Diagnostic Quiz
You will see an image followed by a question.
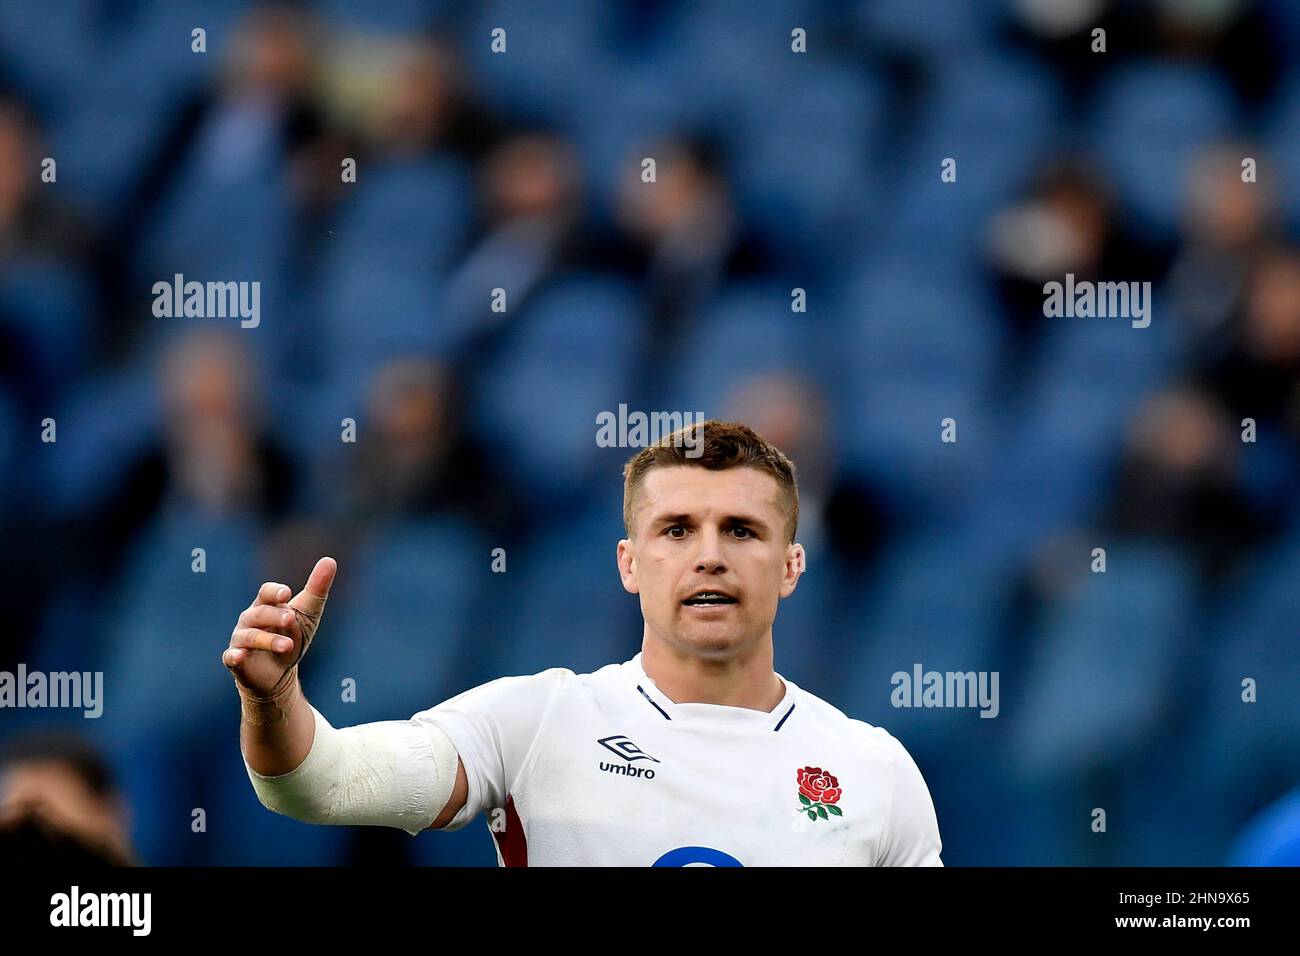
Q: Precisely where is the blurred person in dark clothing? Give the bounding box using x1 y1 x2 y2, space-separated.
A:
363 34 500 164
1007 0 1285 108
1097 386 1268 578
442 130 593 353
0 733 135 866
1167 144 1278 355
0 97 93 263
607 133 775 336
1136 0 1285 108
108 4 333 355
74 330 299 578
336 355 516 536
722 372 891 569
1196 244 1300 438
0 96 101 661
984 158 1169 380
132 2 326 200
0 96 99 404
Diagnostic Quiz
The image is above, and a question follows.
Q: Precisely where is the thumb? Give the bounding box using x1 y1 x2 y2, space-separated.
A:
290 556 337 620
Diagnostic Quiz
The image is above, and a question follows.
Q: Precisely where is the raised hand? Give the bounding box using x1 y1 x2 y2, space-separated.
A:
223 556 337 698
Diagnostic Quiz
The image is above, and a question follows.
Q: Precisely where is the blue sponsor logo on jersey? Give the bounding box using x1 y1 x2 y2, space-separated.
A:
653 846 743 867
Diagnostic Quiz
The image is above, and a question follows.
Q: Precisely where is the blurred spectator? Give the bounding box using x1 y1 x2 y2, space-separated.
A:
984 158 1168 378
608 133 774 337
364 35 499 164
1168 144 1277 349
0 733 135 865
0 96 97 401
1097 386 1267 577
0 97 91 263
73 330 298 578
1009 0 1285 108
1141 0 1285 108
1195 244 1300 438
723 372 891 566
108 4 332 355
336 356 515 535
443 130 592 351
153 2 326 190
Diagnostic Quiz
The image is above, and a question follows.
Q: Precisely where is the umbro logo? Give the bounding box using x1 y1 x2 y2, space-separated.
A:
598 735 660 779
599 735 660 763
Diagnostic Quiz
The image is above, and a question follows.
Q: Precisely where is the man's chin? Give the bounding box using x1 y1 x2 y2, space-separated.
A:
674 625 747 657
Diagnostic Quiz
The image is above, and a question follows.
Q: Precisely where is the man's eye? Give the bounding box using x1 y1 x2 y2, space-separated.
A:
730 525 753 539
666 525 687 539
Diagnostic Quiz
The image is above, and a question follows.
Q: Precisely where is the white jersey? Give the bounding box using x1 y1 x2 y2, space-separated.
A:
411 653 943 866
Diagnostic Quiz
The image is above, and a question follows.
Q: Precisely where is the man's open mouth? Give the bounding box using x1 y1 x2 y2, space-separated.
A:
682 591 739 607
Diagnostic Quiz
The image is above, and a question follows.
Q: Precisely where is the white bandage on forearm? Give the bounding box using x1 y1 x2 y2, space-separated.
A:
243 704 459 836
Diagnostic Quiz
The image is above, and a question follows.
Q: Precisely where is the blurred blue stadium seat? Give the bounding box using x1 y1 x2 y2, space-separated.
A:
1264 70 1300 230
886 55 1061 256
471 488 640 682
205 748 354 865
1011 542 1197 780
727 63 887 266
467 273 647 507
967 314 1176 564
41 360 163 519
831 256 1002 515
88 508 261 863
314 0 451 33
134 156 293 296
854 0 1000 61
306 517 489 725
0 0 100 119
1192 528 1300 800
658 281 820 410
0 256 95 392
99 509 260 743
460 0 613 126
769 546 846 700
46 1 224 219
318 262 448 397
326 157 474 276
839 528 1017 760
1092 63 1234 240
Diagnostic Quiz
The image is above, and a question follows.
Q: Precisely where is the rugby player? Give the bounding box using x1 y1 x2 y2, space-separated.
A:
224 420 942 866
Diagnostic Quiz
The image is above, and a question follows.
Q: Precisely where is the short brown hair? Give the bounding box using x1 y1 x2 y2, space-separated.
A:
622 419 799 543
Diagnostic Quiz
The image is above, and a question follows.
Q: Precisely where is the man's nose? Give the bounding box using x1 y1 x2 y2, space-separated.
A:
694 527 727 573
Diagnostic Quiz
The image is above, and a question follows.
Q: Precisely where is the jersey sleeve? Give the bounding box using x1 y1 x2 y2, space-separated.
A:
876 733 944 866
409 668 571 831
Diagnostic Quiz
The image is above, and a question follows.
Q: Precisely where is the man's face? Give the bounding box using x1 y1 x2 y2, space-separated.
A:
617 466 804 658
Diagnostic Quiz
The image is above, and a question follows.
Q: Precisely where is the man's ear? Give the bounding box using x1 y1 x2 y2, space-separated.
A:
616 538 640 594
779 542 805 599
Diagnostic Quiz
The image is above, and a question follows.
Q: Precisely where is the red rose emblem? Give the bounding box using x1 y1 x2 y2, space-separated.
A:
797 766 842 806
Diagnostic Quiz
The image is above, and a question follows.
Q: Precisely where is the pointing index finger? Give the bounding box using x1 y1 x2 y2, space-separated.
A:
291 556 337 618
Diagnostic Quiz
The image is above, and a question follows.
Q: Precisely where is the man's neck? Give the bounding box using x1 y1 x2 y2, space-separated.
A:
640 636 786 713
